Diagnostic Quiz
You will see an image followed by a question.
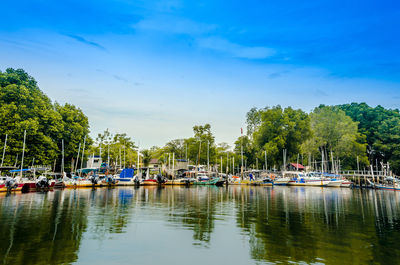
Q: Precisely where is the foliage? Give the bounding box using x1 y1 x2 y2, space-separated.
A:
141 149 152 167
301 106 368 170
93 129 137 168
252 106 311 169
0 68 91 170
337 103 400 173
184 124 216 165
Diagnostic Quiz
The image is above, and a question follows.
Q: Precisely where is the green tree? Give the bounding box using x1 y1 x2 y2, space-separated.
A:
252 106 311 168
0 68 92 171
163 139 186 159
55 103 92 171
141 149 152 167
246 107 263 137
302 106 368 170
337 103 400 173
184 124 216 165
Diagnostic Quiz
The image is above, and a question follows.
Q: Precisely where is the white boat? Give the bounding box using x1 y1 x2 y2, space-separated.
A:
285 172 330 186
326 179 344 187
273 177 291 185
340 180 353 188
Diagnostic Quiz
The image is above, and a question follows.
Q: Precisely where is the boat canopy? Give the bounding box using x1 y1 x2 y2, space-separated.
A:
120 168 134 179
9 168 31 173
77 168 98 174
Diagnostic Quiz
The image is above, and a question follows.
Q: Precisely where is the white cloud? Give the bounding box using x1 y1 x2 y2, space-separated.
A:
197 37 275 59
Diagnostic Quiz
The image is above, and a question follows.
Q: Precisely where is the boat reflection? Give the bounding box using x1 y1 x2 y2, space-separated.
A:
1 186 400 264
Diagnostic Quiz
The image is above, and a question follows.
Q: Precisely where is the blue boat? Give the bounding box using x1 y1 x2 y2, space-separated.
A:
116 168 135 182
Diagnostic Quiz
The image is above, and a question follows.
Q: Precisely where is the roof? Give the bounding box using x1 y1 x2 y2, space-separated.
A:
149 158 159 164
290 163 305 169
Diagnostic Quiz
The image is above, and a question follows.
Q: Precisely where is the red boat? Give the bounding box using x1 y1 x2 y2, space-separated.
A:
21 179 56 192
0 183 24 192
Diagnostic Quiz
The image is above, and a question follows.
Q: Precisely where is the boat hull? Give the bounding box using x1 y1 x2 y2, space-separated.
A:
0 183 24 192
326 180 344 187
288 180 330 187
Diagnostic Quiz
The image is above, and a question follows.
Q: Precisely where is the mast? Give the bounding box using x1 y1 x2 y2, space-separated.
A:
1 134 7 168
137 147 140 171
107 144 110 166
226 152 229 174
74 143 81 174
119 147 122 170
172 152 175 180
61 139 64 174
220 156 222 175
196 140 201 178
264 150 267 172
241 128 244 180
233 157 235 175
123 146 126 169
20 130 26 179
207 140 209 173
79 135 86 177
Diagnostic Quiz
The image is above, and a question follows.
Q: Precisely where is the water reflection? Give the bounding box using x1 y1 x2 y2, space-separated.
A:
1 187 400 264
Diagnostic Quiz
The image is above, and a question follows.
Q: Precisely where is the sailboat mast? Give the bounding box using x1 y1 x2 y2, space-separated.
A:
20 130 26 179
74 142 81 174
62 139 64 174
207 140 209 173
240 128 244 179
79 136 86 177
1 134 8 168
107 144 110 166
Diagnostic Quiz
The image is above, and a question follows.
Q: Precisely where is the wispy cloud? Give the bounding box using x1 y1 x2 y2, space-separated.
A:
197 37 275 59
314 89 328 97
113 75 128 82
63 34 106 51
133 15 216 35
268 70 290 79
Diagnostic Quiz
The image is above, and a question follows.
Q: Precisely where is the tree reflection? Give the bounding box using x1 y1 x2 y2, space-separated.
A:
0 190 89 264
232 187 400 264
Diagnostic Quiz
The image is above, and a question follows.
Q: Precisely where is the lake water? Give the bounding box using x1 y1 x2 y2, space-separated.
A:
1 186 400 264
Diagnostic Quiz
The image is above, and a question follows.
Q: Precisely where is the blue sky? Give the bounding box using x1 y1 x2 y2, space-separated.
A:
1 0 399 148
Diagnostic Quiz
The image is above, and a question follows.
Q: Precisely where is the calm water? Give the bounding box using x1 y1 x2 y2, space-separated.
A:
1 186 400 265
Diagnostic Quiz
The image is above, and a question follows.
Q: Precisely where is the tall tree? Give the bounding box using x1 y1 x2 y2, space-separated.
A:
337 103 400 172
185 124 216 165
302 106 368 170
0 68 92 170
55 103 92 171
252 106 311 168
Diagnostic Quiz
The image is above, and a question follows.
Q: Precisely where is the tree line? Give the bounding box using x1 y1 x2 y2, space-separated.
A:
153 105 400 175
2 68 400 174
